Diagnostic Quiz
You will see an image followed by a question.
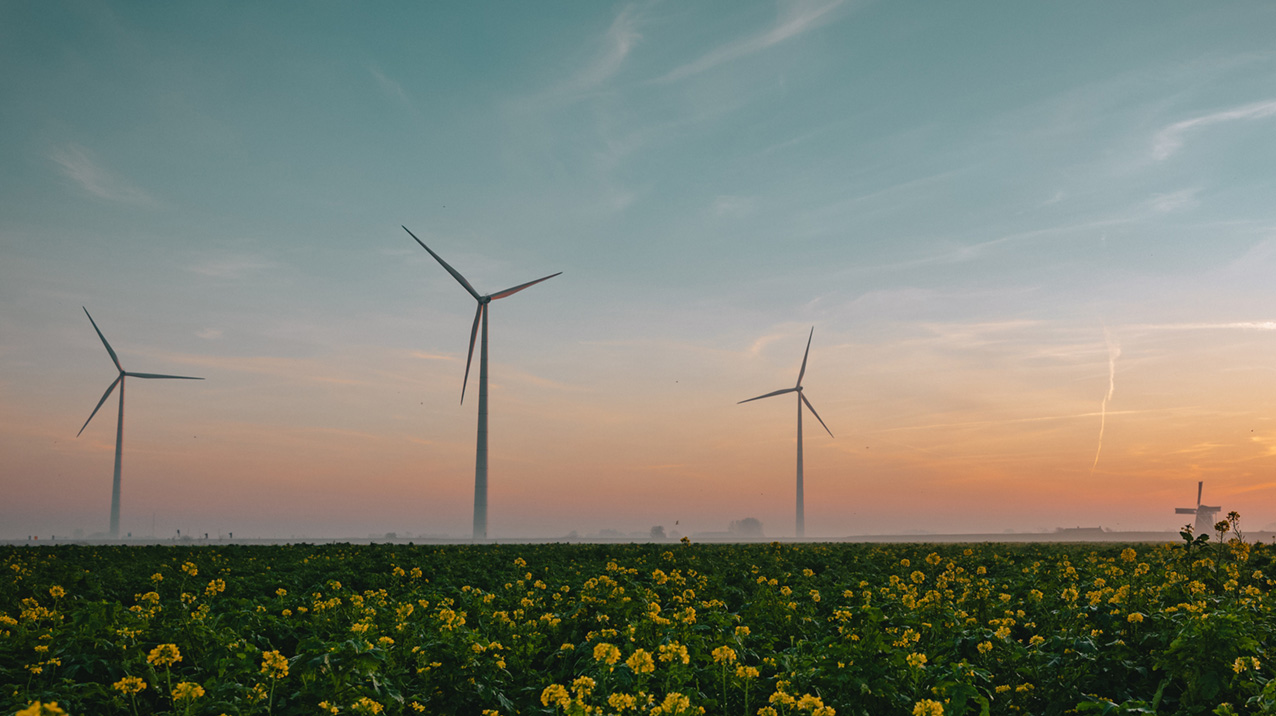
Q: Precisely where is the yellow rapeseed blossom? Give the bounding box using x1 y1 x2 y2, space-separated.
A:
181 562 198 577
171 681 205 701
609 692 638 710
572 676 596 698
48 586 66 599
147 643 182 667
651 691 692 715
351 696 384 714
541 684 571 708
977 641 993 654
658 642 690 665
1127 612 1144 623
14 702 68 716
1233 657 1261 673
261 649 289 679
913 699 944 716
319 701 339 714
113 675 147 695
712 645 737 664
593 642 621 665
736 665 760 679
906 652 927 669
627 648 656 674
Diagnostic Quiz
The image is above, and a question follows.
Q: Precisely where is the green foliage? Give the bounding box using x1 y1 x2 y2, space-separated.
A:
1 539 1273 715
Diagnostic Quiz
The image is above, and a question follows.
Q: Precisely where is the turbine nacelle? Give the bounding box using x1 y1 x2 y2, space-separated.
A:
78 308 203 437
403 226 559 405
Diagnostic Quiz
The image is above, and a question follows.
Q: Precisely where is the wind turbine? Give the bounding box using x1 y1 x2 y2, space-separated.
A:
402 226 560 541
739 327 833 540
1175 481 1222 535
77 307 203 539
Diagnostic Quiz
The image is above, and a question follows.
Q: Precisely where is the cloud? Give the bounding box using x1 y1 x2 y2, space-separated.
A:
186 255 275 280
196 328 224 340
1130 322 1276 332
1151 99 1276 160
656 0 848 83
369 65 410 104
50 144 157 206
1148 188 1200 213
530 4 641 103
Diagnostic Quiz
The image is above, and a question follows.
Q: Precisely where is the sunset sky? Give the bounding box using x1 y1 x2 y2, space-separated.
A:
4 2 1276 540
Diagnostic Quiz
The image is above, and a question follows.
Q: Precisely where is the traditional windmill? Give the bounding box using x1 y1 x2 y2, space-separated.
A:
1175 481 1222 535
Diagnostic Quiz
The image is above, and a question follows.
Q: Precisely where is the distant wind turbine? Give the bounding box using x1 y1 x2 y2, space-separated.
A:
77 308 203 539
739 327 833 539
402 226 560 541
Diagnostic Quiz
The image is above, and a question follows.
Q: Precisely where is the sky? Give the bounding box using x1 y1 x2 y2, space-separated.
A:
4 1 1276 540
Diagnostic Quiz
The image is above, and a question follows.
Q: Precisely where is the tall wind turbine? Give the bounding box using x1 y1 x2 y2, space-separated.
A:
77 307 203 538
739 327 833 539
402 226 560 541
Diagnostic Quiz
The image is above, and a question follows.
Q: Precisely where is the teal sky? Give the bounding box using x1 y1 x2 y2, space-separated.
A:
4 2 1276 540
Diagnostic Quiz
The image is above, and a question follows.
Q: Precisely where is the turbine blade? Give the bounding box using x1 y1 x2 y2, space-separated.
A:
801 393 834 438
738 387 797 404
490 272 562 300
125 372 203 380
78 376 122 437
83 307 123 373
796 327 813 387
461 303 482 404
402 226 481 300
1197 481 1202 507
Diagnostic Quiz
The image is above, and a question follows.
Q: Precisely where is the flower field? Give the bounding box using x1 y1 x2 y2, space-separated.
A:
3 530 1274 715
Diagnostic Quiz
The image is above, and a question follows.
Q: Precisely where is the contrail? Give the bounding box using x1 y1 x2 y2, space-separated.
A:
1091 328 1121 471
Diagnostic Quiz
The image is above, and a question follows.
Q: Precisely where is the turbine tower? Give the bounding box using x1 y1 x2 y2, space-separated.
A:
77 307 203 539
402 226 560 541
1175 481 1222 535
739 327 833 539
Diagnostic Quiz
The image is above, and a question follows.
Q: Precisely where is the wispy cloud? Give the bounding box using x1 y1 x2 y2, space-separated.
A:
369 65 410 105
50 143 157 206
1148 188 1200 213
1091 328 1121 471
656 0 848 83
530 4 642 103
1130 321 1276 332
186 255 275 280
1151 99 1276 160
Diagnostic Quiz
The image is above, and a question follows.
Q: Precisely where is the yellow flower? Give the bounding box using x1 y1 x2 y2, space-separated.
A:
736 664 760 679
171 681 205 701
48 586 66 599
652 692 692 715
572 676 596 697
735 625 751 638
906 652 927 669
658 642 690 665
540 684 571 708
14 702 68 716
113 675 147 695
351 696 384 714
608 692 638 710
913 699 944 716
593 642 622 665
712 645 737 665
977 641 993 654
147 643 182 667
261 649 289 679
1127 612 1144 623
181 562 198 577
627 648 656 674
319 701 339 714
150 572 164 583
